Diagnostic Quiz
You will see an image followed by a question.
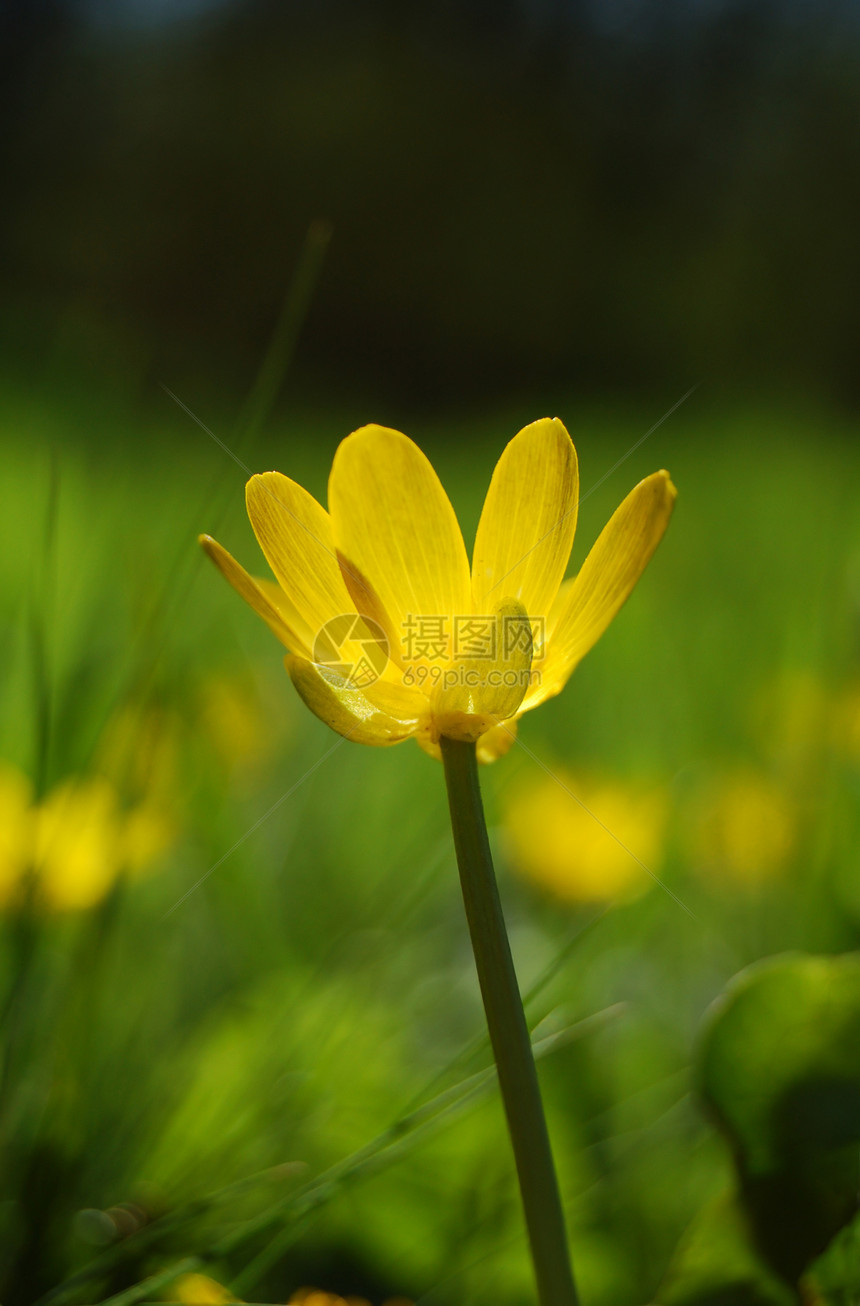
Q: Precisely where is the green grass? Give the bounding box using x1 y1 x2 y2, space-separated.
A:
2 380 860 1305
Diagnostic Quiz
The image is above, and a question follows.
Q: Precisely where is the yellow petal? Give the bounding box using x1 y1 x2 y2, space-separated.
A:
253 578 316 653
433 598 534 738
471 418 578 646
200 535 313 655
286 656 428 745
415 733 442 761
476 719 518 764
415 719 518 763
328 426 471 665
245 472 358 644
545 573 577 641
523 470 676 710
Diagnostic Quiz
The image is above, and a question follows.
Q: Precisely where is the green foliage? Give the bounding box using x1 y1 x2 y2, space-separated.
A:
3 387 860 1304
697 954 860 1287
657 1193 793 1306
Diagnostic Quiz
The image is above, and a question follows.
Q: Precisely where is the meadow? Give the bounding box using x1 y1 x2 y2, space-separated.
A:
2 376 860 1306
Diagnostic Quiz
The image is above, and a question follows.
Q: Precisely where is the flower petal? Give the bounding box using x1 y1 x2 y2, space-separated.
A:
415 719 518 763
415 734 442 762
286 655 429 745
471 418 578 645
199 534 313 655
245 472 358 644
433 598 534 738
328 426 471 664
252 578 316 654
476 719 518 764
521 470 676 710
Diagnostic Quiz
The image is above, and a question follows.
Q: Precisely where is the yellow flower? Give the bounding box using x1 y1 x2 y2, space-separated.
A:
832 681 860 761
688 768 796 888
196 671 278 771
172 1274 238 1304
0 759 175 915
32 778 173 912
122 803 176 876
288 1292 389 1306
34 776 125 911
201 420 675 761
95 701 181 807
504 769 668 903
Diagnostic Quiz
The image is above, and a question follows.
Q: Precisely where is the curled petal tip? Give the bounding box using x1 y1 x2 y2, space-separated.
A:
656 469 677 495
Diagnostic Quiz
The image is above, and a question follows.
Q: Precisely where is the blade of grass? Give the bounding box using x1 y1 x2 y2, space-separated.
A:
233 219 332 441
97 1256 203 1306
31 448 60 797
398 905 609 1117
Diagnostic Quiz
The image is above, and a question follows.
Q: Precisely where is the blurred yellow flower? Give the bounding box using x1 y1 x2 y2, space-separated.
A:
0 762 175 914
35 776 127 911
0 763 33 907
504 769 668 903
688 768 795 888
122 803 175 877
95 701 181 808
202 420 674 761
289 1293 368 1306
832 681 860 761
753 668 832 771
196 672 276 771
172 1273 238 1304
289 1292 407 1306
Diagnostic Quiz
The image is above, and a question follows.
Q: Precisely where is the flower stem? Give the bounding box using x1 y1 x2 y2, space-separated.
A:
440 735 578 1306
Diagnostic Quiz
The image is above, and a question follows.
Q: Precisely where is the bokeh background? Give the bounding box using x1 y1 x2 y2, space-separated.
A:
2 2 860 1304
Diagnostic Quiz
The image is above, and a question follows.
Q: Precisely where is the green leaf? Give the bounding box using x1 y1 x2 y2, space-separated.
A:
697 952 860 1285
656 1192 794 1306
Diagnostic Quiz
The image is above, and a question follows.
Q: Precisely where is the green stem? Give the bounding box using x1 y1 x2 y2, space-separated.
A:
440 735 578 1306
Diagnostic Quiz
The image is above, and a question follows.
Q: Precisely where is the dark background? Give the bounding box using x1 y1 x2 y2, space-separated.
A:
3 0 859 420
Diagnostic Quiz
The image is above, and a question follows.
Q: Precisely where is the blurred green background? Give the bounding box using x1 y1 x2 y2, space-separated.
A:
2 2 860 1304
